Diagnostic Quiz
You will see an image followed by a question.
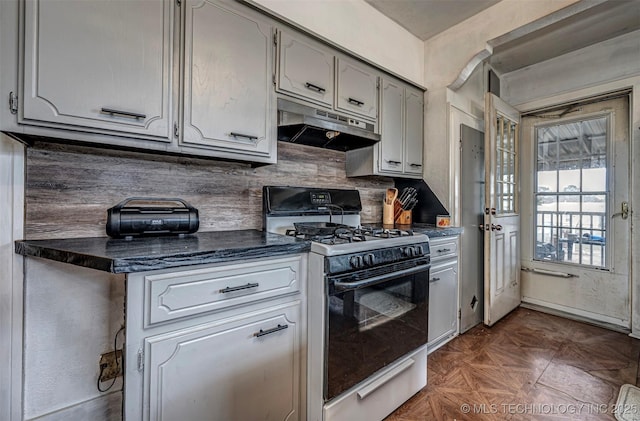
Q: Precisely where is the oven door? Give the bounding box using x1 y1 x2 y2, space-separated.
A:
325 260 430 401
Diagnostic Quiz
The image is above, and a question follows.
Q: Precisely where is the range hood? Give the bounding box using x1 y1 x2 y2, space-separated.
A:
277 98 380 152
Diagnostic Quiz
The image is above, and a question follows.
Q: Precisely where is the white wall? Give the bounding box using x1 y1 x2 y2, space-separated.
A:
0 134 24 421
422 0 581 211
252 0 424 86
23 259 124 420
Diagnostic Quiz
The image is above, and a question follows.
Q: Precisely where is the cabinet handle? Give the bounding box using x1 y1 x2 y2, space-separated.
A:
348 97 364 106
229 132 258 141
409 163 422 167
430 277 441 282
305 82 326 93
100 107 146 120
386 160 401 165
255 324 288 337
437 248 451 253
219 282 259 293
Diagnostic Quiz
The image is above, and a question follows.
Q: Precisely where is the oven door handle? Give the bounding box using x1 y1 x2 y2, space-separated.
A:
332 263 430 292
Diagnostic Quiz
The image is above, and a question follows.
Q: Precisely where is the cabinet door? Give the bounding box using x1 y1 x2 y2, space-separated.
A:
335 58 378 120
144 302 301 421
378 79 404 174
428 262 458 344
182 0 275 160
404 87 424 175
22 0 172 141
277 31 334 108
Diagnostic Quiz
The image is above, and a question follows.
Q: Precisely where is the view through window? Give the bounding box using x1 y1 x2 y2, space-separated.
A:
534 115 608 268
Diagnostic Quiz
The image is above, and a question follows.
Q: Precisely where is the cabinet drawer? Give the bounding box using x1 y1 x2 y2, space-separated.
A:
430 239 458 260
144 256 302 325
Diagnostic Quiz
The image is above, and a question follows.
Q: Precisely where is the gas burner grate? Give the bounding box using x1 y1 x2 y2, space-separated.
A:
285 227 367 244
356 226 414 238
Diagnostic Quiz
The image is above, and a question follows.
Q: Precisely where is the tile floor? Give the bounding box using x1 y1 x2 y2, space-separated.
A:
385 308 640 420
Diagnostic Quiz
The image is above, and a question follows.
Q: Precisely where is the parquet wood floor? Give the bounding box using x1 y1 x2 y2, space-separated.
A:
385 308 640 421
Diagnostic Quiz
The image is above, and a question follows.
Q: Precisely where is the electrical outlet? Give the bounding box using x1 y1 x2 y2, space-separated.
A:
99 350 123 382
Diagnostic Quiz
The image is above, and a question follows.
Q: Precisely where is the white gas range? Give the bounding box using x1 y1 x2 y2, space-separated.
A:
263 186 431 421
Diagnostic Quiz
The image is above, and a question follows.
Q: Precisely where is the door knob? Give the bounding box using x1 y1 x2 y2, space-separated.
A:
491 224 502 231
612 202 629 220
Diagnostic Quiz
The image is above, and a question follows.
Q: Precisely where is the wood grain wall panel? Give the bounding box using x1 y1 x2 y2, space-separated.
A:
25 142 394 239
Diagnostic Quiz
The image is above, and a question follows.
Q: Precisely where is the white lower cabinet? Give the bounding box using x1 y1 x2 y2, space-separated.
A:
124 255 306 421
145 302 301 421
427 237 459 353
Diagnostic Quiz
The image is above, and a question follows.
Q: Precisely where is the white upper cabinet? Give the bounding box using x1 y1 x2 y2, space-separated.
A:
404 87 424 175
346 77 424 179
181 0 276 163
335 58 378 120
22 0 173 141
277 31 334 108
379 78 405 173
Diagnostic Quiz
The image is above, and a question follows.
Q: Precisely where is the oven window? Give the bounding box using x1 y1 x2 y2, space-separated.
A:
325 267 429 401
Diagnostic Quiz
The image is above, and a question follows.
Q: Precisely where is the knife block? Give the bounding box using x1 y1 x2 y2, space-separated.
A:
394 200 412 225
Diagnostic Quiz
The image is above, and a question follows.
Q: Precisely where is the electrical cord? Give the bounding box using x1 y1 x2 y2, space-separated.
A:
97 326 125 393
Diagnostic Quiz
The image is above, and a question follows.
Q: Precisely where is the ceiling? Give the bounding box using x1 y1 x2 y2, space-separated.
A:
365 0 640 75
364 0 500 41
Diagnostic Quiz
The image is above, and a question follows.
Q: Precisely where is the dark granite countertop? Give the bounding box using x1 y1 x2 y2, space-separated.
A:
15 230 310 274
410 223 463 238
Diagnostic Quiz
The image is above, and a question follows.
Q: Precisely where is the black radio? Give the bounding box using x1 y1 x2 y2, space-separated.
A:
106 197 199 238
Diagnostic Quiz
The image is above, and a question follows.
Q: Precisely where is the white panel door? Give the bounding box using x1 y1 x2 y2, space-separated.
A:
145 302 301 421
335 58 378 120
484 93 521 326
278 31 334 107
22 0 172 140
182 0 275 159
404 87 424 175
379 79 404 174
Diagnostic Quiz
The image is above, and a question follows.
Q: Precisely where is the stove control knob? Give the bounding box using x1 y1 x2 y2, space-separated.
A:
364 253 376 266
350 255 363 269
415 246 424 256
401 247 411 257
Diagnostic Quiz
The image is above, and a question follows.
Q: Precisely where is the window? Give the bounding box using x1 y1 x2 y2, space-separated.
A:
496 115 517 214
534 115 608 268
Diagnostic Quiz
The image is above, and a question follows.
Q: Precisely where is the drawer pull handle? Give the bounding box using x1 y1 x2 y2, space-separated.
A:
100 107 146 120
305 82 326 93
348 97 364 106
229 132 258 141
437 248 451 253
220 282 259 293
430 277 441 282
387 160 401 165
409 163 422 167
255 324 288 337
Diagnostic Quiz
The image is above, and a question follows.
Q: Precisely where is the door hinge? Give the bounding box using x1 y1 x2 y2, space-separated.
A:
137 349 144 372
173 122 179 138
458 309 461 320
9 91 18 115
376 79 380 89
273 31 278 46
175 0 181 6
272 74 276 86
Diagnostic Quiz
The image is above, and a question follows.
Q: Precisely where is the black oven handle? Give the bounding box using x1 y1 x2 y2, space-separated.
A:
332 263 430 292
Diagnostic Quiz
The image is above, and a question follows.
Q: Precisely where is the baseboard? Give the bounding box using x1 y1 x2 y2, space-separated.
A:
520 300 630 334
27 392 122 421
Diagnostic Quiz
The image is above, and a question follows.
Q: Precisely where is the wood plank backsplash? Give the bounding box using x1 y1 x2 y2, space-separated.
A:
25 141 393 239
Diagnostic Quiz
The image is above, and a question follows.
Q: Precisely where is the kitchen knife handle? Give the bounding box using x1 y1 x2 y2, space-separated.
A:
100 107 146 120
254 324 288 337
305 82 326 93
348 97 364 106
220 282 259 293
229 132 258 141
